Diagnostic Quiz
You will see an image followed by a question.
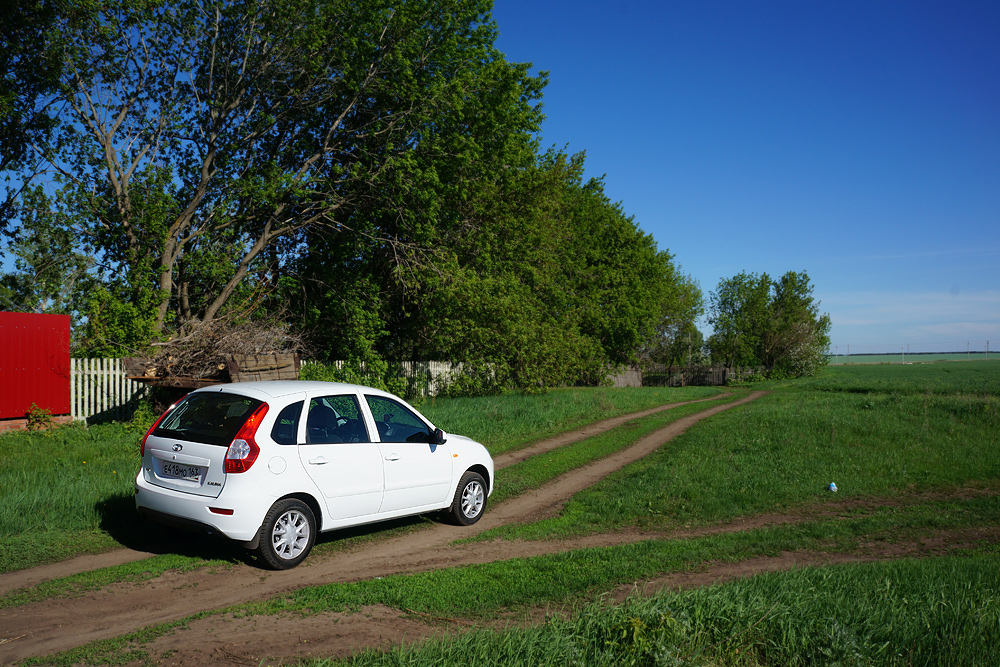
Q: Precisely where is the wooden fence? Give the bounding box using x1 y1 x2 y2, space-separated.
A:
639 365 739 387
67 359 719 424
68 358 461 423
71 358 149 423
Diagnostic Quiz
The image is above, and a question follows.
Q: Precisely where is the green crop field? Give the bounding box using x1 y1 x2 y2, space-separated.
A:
828 352 993 365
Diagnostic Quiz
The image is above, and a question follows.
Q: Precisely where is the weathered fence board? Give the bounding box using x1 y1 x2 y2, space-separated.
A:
71 358 149 423
68 358 714 424
228 354 300 382
640 365 735 387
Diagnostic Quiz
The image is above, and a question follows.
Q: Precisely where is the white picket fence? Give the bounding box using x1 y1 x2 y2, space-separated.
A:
71 358 150 423
68 358 461 423
69 358 641 423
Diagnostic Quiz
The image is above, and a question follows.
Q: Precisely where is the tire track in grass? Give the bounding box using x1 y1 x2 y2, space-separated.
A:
0 392 733 597
0 392 761 665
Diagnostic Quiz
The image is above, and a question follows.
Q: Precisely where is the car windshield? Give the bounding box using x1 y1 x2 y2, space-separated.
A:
154 392 264 446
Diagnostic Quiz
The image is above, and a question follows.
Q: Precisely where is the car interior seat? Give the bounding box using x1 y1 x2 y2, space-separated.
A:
306 405 339 443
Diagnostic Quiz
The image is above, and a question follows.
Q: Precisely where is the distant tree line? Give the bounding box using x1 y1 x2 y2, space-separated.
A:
0 0 829 390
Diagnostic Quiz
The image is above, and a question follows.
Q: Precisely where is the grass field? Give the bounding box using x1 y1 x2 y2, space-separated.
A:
480 363 1000 541
4 363 1000 666
310 550 1000 667
0 385 719 573
828 352 993 365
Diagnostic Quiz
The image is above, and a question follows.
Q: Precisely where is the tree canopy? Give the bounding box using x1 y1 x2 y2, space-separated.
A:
39 0 537 337
707 270 831 377
0 0 706 392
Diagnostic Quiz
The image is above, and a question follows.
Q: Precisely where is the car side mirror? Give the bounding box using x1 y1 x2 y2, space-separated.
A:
431 428 447 445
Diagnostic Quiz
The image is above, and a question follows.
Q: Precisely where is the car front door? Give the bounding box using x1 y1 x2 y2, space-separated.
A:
298 394 383 521
365 394 453 513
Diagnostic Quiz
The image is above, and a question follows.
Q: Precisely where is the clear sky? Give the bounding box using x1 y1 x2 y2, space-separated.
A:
491 0 1000 355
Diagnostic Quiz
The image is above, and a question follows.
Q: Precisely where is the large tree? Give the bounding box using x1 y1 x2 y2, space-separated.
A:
3 0 699 390
297 144 693 390
0 0 87 226
398 151 690 389
25 0 530 351
0 0 65 172
640 275 705 369
292 33 546 366
707 270 830 377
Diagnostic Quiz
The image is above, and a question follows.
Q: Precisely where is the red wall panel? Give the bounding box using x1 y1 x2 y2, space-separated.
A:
0 312 71 419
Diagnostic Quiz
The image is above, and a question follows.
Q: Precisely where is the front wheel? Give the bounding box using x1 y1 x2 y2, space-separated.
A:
256 499 316 570
447 471 487 526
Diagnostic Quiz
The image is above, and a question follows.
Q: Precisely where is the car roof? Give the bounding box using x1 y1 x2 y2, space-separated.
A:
194 380 397 401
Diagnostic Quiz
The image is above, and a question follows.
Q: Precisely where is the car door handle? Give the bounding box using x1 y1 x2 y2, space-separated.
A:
384 454 401 461
308 457 329 465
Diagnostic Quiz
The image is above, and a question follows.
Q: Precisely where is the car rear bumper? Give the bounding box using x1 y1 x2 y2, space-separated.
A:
134 473 268 542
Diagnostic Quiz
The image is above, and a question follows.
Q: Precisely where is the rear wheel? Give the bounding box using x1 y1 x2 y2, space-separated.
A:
447 471 487 526
256 499 316 570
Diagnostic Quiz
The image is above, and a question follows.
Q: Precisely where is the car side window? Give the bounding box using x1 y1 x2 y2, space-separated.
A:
270 401 303 445
306 395 370 444
364 395 432 443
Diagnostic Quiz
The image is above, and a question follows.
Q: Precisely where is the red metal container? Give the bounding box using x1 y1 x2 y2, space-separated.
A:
0 312 71 419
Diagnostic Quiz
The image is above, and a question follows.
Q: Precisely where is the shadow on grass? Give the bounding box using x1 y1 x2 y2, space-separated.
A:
95 492 249 566
96 492 441 569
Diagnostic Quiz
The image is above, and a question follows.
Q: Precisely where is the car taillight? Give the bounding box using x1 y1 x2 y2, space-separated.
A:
224 403 269 473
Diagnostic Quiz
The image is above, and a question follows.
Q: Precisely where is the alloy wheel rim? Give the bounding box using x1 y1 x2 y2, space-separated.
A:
461 481 484 518
272 509 310 559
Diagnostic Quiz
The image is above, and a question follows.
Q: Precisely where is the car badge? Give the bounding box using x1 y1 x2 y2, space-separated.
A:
172 444 183 452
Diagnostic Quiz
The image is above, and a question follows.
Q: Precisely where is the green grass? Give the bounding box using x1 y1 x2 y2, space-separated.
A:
27 496 1000 666
480 364 1000 541
797 359 1000 395
829 352 993 364
0 386 719 574
8 363 1000 666
243 496 1000 620
0 422 149 572
316 551 1000 667
490 394 740 505
419 385 721 455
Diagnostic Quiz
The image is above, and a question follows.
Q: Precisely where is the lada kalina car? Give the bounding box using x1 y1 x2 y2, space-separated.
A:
135 381 494 569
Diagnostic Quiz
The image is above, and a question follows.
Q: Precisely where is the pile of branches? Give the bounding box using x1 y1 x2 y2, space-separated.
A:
139 319 305 381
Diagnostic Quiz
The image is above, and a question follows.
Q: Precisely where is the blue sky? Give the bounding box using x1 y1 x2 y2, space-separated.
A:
491 0 1000 354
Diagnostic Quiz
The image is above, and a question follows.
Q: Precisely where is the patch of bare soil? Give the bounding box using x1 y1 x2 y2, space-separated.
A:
0 392 731 600
7 391 992 666
120 525 1000 667
100 523 996 667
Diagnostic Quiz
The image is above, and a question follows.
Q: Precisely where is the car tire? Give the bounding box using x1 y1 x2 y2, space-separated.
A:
447 471 487 526
256 498 316 570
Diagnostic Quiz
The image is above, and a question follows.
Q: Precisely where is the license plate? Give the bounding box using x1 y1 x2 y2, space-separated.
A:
161 461 202 480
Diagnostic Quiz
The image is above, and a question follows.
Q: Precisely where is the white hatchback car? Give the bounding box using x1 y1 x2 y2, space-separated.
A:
135 381 494 569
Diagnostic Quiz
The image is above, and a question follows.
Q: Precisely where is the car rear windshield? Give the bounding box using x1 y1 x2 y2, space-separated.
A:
154 392 265 447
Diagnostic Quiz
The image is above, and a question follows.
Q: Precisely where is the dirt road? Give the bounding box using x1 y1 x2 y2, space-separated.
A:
0 392 762 665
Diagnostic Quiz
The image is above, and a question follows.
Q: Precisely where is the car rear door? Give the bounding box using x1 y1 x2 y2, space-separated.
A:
298 394 384 521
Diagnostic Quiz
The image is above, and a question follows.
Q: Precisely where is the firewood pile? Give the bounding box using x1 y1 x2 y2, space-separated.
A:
125 319 304 388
